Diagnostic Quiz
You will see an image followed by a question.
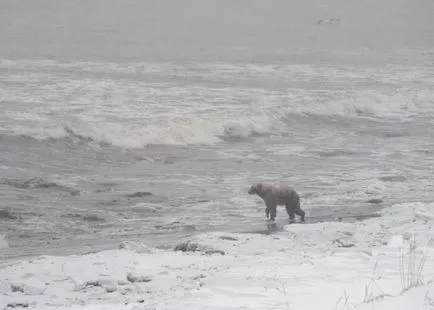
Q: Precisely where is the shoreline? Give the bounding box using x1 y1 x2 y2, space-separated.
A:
0 201 386 263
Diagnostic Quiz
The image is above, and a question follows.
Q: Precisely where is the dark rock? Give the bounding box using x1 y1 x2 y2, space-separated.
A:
218 236 238 241
6 302 29 308
174 240 225 255
11 284 24 293
0 209 17 220
366 198 383 204
82 215 105 222
126 192 153 198
173 240 198 252
333 239 355 248
84 280 102 287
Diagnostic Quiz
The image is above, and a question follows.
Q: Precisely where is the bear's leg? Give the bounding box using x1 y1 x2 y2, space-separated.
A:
292 193 305 222
285 203 295 222
266 200 277 221
294 207 305 222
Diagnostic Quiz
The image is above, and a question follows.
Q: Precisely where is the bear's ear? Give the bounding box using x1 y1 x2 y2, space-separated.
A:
256 183 263 191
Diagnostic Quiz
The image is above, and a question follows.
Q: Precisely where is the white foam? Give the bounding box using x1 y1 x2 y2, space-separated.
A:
6 87 429 148
12 109 275 147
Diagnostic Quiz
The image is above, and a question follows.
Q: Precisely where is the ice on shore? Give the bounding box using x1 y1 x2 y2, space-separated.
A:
1 202 433 310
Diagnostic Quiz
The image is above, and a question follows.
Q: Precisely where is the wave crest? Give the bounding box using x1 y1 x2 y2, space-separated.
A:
5 90 428 147
60 113 273 147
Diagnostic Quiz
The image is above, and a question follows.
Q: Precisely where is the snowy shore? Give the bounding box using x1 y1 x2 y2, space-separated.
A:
1 202 433 310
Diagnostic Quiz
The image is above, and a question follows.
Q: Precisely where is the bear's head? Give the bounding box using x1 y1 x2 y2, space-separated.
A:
248 183 263 195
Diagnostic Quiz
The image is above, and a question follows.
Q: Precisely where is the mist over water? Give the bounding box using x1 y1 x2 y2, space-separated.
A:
1 0 433 260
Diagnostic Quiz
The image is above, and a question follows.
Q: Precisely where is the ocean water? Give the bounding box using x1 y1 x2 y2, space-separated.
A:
1 0 433 261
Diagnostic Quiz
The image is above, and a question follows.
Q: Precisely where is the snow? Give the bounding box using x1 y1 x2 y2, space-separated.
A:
1 202 433 310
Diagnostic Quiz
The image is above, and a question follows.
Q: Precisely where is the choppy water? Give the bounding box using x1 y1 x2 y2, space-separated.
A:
1 0 434 260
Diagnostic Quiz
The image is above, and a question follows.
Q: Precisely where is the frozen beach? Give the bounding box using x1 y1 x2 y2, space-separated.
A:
1 202 433 309
1 0 434 262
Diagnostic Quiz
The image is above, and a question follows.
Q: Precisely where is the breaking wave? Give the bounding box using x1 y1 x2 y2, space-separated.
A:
12 111 277 147
5 91 427 147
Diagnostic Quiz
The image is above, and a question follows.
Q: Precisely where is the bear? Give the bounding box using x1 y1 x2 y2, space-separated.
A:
248 183 305 222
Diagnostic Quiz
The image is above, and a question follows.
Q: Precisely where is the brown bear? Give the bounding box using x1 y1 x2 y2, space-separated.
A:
248 183 305 222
